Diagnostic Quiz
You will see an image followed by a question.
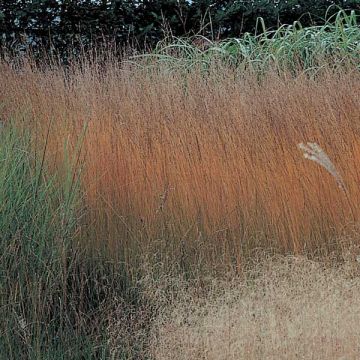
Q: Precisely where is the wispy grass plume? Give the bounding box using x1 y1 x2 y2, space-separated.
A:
298 142 347 192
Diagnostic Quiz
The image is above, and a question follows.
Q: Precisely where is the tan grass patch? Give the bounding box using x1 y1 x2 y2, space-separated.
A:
149 256 360 360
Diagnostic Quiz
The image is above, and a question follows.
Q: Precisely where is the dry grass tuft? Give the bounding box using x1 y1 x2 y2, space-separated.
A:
149 256 360 360
0 57 360 270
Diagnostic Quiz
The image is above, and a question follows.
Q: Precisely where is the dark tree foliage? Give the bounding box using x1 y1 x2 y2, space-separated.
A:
0 0 359 55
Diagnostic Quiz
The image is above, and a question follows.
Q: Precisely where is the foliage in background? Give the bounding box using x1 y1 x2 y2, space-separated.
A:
0 0 359 56
140 9 359 73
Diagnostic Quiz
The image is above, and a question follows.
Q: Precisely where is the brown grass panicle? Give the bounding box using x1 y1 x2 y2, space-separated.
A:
0 56 360 272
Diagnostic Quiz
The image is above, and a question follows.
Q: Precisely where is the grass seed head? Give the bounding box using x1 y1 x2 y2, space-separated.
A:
298 142 347 192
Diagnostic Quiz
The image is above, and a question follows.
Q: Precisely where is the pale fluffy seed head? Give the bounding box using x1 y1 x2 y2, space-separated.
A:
298 142 346 192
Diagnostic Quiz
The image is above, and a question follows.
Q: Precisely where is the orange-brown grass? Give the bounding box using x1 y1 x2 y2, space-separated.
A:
0 57 359 271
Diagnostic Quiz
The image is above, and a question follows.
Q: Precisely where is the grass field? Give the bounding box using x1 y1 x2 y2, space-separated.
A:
0 10 359 359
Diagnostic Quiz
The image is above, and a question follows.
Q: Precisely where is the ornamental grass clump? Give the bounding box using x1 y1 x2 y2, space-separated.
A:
0 28 359 272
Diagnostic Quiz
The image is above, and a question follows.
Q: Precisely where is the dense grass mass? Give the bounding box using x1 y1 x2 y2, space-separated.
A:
1 56 359 270
0 11 360 359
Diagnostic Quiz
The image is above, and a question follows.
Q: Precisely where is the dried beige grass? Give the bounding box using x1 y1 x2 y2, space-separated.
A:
149 257 360 360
